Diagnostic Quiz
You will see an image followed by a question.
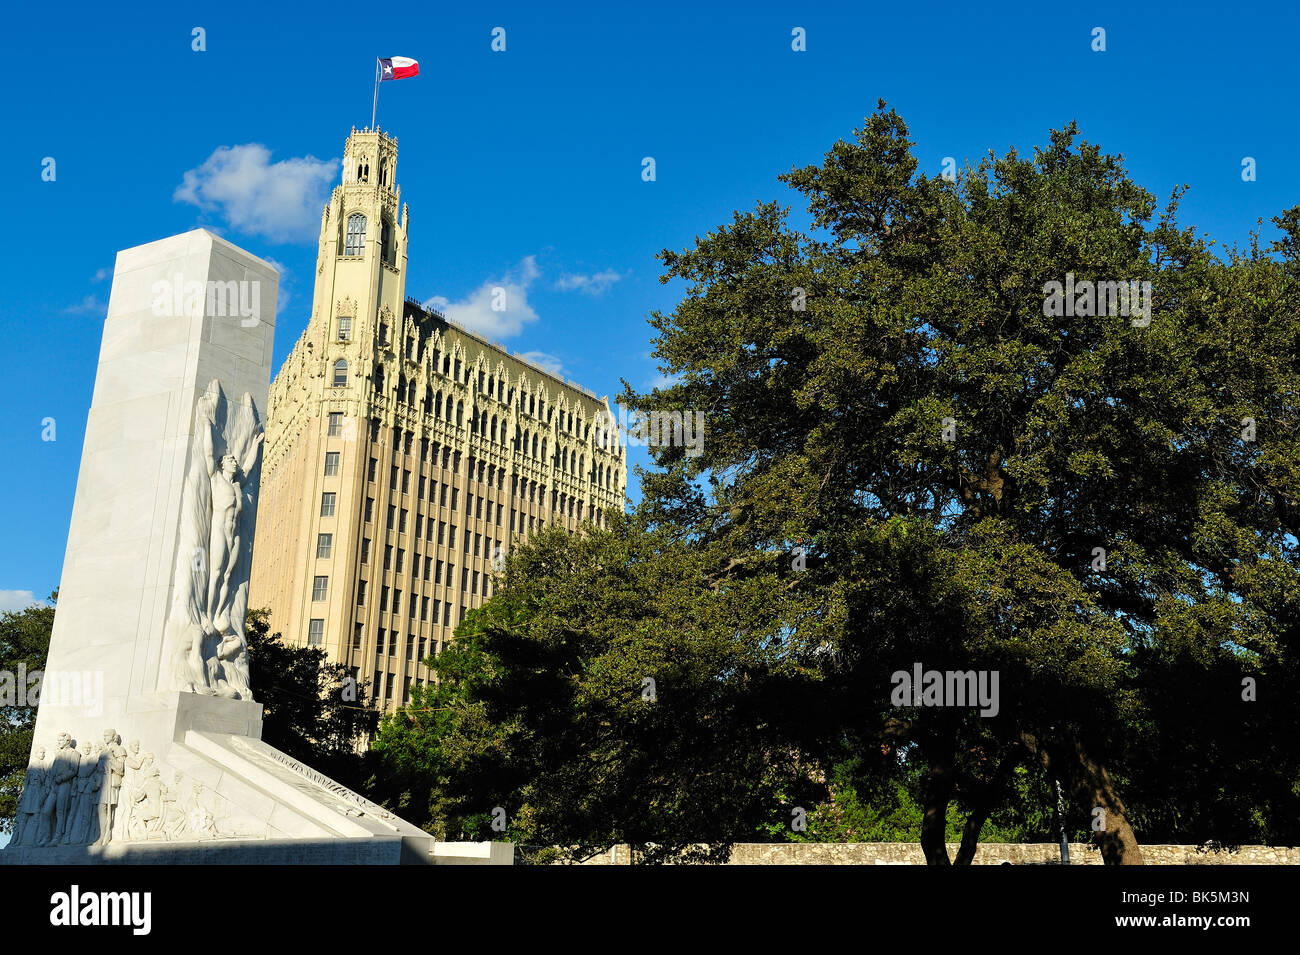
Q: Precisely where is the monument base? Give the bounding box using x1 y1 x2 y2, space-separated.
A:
5 694 434 865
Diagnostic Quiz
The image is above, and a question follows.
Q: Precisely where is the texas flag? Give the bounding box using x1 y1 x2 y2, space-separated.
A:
379 56 419 81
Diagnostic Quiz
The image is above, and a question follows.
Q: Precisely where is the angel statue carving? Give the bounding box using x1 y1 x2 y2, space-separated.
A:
162 380 264 700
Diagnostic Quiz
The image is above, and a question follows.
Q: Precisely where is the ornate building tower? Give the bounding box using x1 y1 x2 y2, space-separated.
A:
249 128 626 711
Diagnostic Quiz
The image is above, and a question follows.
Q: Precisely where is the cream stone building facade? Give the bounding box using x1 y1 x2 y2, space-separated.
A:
249 127 626 711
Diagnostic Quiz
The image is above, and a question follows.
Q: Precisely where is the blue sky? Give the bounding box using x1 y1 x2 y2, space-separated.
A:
1 0 1297 610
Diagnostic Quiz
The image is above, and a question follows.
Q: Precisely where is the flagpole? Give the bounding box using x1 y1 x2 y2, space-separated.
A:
371 58 379 130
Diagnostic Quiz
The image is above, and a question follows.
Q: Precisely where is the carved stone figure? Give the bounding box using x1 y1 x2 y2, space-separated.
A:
129 767 164 840
159 772 188 840
10 747 47 847
162 381 263 700
96 729 126 846
186 779 218 838
113 741 147 841
63 741 102 845
40 733 81 846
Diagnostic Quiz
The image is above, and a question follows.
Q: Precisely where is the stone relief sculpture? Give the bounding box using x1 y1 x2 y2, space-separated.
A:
10 746 47 847
11 728 241 849
163 379 263 700
113 741 151 841
42 733 80 846
63 741 101 845
97 729 126 846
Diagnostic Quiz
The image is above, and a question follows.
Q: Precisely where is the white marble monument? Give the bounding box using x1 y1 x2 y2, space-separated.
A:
3 230 434 864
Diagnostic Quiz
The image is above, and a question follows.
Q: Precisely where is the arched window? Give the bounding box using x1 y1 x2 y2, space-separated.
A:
541 439 547 462
490 416 498 441
333 359 348 387
407 380 417 405
381 219 393 265
374 365 385 393
435 392 443 418
344 214 366 256
531 434 538 458
455 401 463 427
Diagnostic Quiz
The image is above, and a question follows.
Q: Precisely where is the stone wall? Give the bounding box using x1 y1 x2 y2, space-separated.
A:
521 842 1300 865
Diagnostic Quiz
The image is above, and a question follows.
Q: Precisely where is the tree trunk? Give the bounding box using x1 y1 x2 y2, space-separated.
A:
1066 740 1145 866
1022 730 1144 865
919 731 955 865
953 750 1019 865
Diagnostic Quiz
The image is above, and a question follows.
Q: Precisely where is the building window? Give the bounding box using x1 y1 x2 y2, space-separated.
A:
338 315 352 341
472 571 479 595
308 619 324 645
368 457 377 482
448 526 456 549
316 533 332 559
402 470 410 493
420 596 429 621
353 623 363 651
312 576 328 601
399 509 408 533
387 505 396 529
345 213 367 255
361 538 371 563
390 465 399 488
396 549 405 574
377 630 386 655
357 580 367 605
384 545 393 570
333 359 348 387
424 556 432 580
385 673 395 699
324 451 340 476
435 561 443 585
320 493 336 517
365 497 375 523
431 601 441 624
381 219 393 265
328 412 343 436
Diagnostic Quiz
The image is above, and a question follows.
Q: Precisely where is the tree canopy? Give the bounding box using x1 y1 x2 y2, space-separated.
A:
373 103 1300 863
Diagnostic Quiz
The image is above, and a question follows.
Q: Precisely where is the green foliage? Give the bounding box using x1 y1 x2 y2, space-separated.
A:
245 609 378 792
371 516 826 862
0 593 55 834
377 104 1300 861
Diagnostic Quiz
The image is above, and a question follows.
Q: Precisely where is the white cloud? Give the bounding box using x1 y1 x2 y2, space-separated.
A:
0 590 45 612
518 351 567 377
554 269 624 295
174 144 337 244
425 256 541 339
92 267 111 282
63 295 106 315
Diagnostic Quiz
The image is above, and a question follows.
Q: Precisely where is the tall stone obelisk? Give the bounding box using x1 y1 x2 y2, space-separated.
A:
6 229 433 863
